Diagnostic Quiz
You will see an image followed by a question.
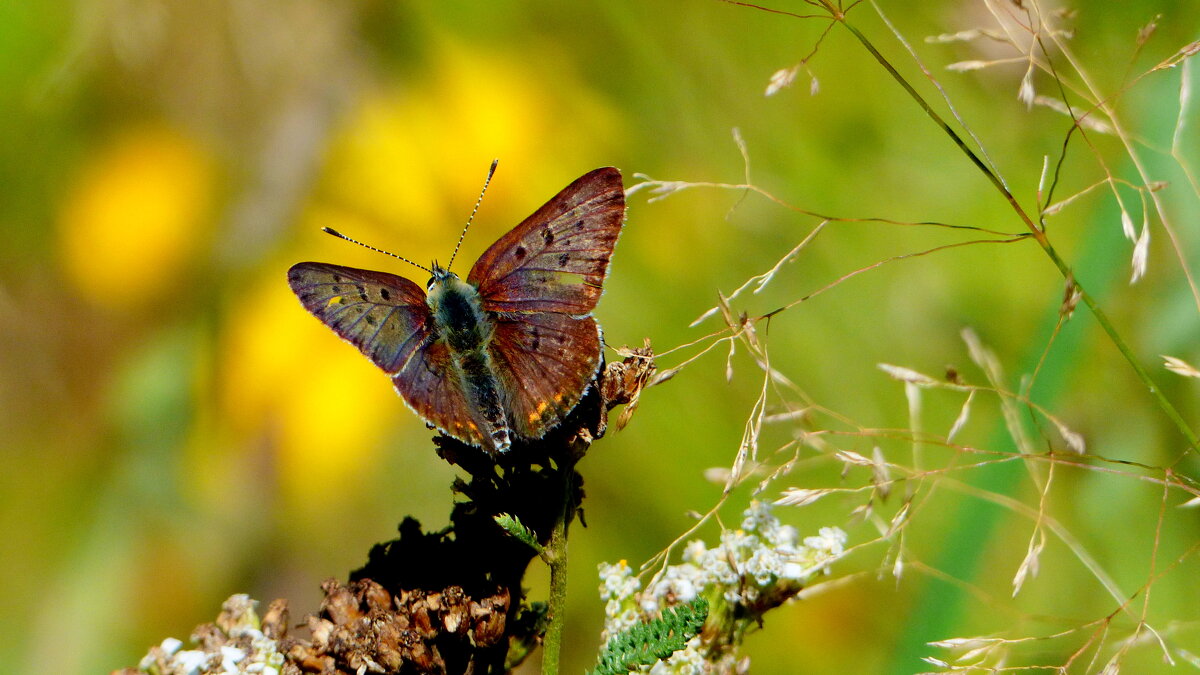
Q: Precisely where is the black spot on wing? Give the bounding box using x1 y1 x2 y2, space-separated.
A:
542 229 554 245
380 288 391 301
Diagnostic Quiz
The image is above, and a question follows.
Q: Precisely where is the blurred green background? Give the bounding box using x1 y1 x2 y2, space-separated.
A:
2 1 1198 673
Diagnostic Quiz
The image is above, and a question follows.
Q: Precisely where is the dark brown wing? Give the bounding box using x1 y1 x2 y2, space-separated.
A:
467 167 625 314
487 312 602 439
391 339 484 446
289 262 482 446
287 262 430 374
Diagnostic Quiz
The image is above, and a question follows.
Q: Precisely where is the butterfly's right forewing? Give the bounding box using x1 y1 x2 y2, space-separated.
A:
288 262 485 446
287 262 432 374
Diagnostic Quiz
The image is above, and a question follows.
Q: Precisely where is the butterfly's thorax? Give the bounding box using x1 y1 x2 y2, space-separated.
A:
426 270 493 353
425 267 510 451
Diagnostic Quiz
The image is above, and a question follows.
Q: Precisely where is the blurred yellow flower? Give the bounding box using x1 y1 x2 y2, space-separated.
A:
58 125 216 312
319 37 619 258
219 270 396 511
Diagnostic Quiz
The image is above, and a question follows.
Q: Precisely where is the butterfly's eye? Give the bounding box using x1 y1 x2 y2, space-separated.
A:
426 276 437 290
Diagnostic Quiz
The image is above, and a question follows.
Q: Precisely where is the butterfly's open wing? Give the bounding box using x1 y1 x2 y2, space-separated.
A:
391 339 485 446
288 262 482 444
488 312 602 439
288 262 432 373
467 168 624 440
467 167 625 314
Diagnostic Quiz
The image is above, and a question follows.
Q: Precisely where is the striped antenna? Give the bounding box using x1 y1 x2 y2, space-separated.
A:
320 227 432 274
446 159 499 272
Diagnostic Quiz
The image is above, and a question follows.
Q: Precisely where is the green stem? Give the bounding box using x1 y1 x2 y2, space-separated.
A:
541 456 576 675
833 12 1200 452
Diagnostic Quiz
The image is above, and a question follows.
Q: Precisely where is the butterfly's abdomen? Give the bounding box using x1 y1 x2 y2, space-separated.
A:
456 349 511 452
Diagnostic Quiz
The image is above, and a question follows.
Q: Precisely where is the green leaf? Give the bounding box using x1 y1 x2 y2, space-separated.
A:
493 513 546 557
590 597 709 675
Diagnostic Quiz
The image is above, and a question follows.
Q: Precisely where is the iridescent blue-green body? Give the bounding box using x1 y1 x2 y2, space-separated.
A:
425 264 511 452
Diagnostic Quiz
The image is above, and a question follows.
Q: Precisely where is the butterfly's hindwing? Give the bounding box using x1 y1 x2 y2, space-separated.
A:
487 312 602 438
287 262 431 373
469 167 625 315
390 338 486 446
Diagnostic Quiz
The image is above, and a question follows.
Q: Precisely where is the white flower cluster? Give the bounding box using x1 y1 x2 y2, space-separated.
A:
649 636 714 675
597 501 846 673
136 595 285 675
598 559 644 641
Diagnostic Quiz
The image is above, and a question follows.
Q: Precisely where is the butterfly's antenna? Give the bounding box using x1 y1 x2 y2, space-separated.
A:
446 158 499 272
321 227 432 274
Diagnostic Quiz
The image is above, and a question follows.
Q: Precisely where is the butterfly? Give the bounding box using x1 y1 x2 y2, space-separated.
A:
287 166 626 454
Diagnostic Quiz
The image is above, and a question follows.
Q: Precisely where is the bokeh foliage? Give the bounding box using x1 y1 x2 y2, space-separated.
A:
1 1 1198 673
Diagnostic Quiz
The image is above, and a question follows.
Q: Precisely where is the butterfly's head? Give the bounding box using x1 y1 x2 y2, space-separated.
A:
426 262 459 290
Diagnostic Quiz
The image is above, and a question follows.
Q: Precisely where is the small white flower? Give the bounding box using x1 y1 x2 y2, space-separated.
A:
770 524 799 549
640 596 661 615
673 576 698 602
746 547 780 585
598 560 639 601
804 527 848 557
604 597 621 617
221 645 246 672
781 560 808 580
682 539 707 563
161 637 183 655
176 649 210 673
740 500 775 534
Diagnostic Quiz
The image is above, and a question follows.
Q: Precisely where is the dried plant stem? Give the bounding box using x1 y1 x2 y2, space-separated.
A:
541 454 576 675
830 8 1200 453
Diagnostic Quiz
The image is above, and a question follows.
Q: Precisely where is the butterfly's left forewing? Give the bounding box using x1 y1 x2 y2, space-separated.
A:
468 167 625 314
287 262 431 374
